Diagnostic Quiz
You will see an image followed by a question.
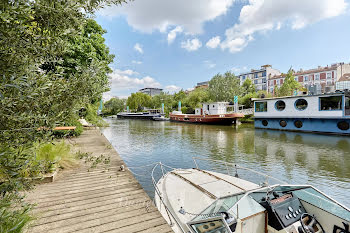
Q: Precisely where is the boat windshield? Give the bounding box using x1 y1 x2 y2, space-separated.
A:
192 194 244 222
293 187 350 221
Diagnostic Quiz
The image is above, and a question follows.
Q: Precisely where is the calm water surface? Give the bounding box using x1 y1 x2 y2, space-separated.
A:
101 118 350 207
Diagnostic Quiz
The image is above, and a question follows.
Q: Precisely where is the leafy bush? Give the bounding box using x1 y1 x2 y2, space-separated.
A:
85 104 108 127
0 195 33 233
33 141 77 174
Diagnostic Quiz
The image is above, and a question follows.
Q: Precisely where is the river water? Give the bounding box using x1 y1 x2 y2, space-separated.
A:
101 118 350 207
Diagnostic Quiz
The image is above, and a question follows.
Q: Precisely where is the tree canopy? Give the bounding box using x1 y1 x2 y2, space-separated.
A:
0 1 124 230
209 72 241 102
276 70 301 97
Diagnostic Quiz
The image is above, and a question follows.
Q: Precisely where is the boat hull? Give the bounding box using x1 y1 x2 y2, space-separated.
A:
255 117 350 135
117 114 161 120
169 113 244 125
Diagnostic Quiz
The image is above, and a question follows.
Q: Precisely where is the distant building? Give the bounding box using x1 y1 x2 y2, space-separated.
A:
269 63 350 93
195 81 209 89
238 65 281 91
138 87 163 96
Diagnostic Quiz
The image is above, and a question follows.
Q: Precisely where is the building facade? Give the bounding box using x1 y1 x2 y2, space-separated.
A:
238 65 281 91
195 81 209 89
268 63 350 93
138 87 163 96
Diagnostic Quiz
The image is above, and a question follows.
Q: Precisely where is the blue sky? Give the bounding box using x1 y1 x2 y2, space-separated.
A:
96 0 350 99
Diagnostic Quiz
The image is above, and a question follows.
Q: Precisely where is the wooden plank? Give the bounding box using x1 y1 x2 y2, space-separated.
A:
25 129 173 233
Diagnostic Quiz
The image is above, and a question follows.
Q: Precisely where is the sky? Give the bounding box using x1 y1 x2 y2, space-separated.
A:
96 0 350 100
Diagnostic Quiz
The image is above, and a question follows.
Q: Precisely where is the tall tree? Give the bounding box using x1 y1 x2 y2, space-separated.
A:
103 98 126 115
208 71 242 102
241 78 256 95
126 93 152 111
278 70 301 97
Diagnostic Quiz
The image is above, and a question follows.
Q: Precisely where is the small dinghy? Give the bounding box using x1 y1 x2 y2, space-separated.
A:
152 158 350 233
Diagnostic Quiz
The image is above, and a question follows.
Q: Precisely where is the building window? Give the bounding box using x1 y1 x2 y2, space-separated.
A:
295 99 308 111
315 74 320 80
255 102 267 112
320 96 342 111
327 73 332 79
254 80 258 84
304 76 308 82
276 80 280 85
262 78 266 83
295 77 298 81
262 71 266 77
275 100 286 111
254 73 258 79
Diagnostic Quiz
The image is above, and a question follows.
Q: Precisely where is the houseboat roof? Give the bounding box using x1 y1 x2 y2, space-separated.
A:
252 92 345 101
201 102 230 104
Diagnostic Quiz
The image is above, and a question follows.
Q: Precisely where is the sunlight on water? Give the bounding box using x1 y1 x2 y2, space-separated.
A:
101 118 350 207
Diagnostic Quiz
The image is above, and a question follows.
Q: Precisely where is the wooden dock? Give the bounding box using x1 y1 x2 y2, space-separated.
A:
25 129 173 233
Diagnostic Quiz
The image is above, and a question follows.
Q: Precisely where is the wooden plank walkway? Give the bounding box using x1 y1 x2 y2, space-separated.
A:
25 129 173 233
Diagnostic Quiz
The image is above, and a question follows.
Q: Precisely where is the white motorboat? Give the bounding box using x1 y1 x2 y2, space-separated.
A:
152 158 350 233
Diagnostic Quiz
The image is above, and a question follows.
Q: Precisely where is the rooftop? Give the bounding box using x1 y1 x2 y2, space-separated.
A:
252 92 345 101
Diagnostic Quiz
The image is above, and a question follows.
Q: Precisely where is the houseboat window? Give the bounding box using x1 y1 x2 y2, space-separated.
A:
320 96 342 110
295 99 308 111
262 120 268 126
294 120 303 128
337 121 349 131
279 120 287 127
275 100 286 111
255 102 267 112
345 97 350 116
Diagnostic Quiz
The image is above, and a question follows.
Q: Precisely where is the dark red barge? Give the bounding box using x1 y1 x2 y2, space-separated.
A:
170 102 244 125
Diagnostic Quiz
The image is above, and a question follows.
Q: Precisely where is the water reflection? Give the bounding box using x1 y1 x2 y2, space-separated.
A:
101 119 350 207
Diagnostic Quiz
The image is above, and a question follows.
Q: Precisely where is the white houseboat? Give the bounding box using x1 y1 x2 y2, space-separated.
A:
253 92 350 135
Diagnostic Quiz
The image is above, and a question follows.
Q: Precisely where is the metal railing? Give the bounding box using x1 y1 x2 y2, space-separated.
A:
192 157 286 186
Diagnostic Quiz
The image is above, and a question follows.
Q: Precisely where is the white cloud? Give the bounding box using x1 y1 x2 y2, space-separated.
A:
231 66 248 74
114 69 139 76
132 60 143 64
206 36 221 48
98 0 235 34
204 60 216 69
221 0 347 53
134 43 143 54
165 85 182 93
186 87 195 92
109 70 161 91
167 26 183 44
181 38 202 51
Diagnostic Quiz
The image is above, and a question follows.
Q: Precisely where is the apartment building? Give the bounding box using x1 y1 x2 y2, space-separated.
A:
138 87 163 96
268 63 350 93
238 65 281 91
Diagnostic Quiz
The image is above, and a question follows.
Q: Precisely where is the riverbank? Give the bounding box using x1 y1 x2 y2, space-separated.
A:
25 129 173 233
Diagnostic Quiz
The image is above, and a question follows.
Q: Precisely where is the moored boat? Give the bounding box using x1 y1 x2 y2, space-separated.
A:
253 91 350 135
152 158 350 233
170 102 244 125
117 109 162 120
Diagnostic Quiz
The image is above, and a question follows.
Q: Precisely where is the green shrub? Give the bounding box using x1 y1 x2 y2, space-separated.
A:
85 103 108 127
0 195 33 233
33 141 77 174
